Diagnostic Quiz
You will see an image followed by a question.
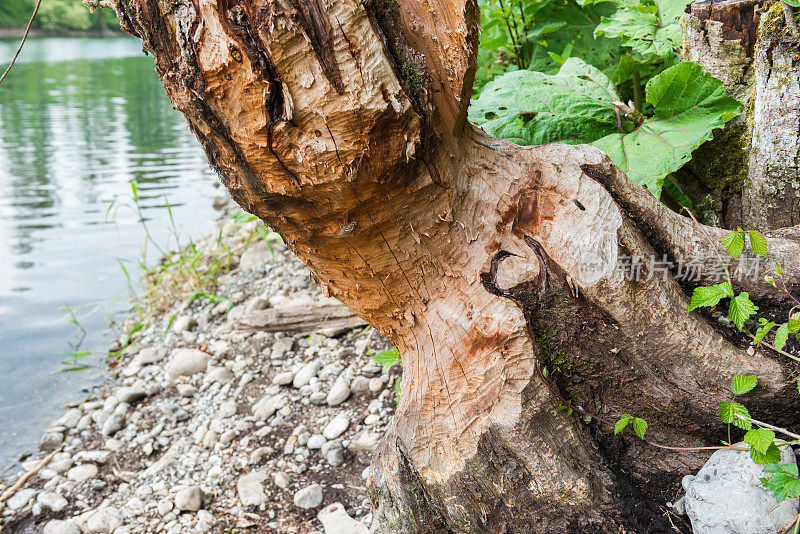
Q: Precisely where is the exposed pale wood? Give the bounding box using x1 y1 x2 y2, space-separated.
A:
231 297 366 336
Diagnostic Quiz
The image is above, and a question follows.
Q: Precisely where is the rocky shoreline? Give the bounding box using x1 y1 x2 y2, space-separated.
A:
1 199 396 533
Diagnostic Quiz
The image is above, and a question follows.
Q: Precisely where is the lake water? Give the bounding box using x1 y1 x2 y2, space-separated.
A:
0 37 220 471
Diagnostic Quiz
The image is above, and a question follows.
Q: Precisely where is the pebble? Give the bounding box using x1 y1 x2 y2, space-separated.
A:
165 348 209 379
116 386 147 404
322 441 344 467
293 483 323 509
101 413 126 436
176 383 198 397
175 486 203 512
273 371 295 385
6 488 37 510
318 502 369 534
67 463 98 482
274 471 290 489
237 471 268 506
323 415 350 440
252 395 283 420
207 366 234 384
43 520 81 534
39 432 64 452
293 360 322 388
307 434 327 449
349 431 381 452
85 506 122 533
326 376 351 406
368 378 384 393
37 491 68 512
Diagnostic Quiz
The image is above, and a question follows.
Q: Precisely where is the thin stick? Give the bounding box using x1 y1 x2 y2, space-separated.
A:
735 414 800 441
0 0 43 86
0 448 59 503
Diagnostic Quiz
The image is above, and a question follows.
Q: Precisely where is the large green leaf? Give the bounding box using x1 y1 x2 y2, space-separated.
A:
595 8 681 59
594 0 688 60
469 58 623 145
591 61 742 196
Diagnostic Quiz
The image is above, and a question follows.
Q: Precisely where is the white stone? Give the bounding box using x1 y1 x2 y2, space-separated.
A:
348 431 381 452
73 450 110 464
86 506 123 533
323 415 350 440
176 383 198 397
207 366 234 384
273 371 295 385
175 486 203 512
237 471 268 506
684 442 798 534
274 471 290 489
171 315 197 333
101 413 125 436
293 483 323 509
37 491 68 512
6 488 37 510
326 376 351 406
318 502 369 534
67 463 98 483
293 360 322 388
165 348 209 379
252 395 284 420
307 434 327 450
368 378 384 393
43 519 81 534
115 386 147 404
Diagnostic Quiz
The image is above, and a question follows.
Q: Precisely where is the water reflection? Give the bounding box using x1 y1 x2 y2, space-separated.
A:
0 37 219 470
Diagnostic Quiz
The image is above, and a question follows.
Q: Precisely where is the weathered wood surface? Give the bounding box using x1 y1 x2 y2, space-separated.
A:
231 297 366 336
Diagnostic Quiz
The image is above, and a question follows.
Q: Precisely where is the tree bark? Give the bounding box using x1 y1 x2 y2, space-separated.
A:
98 0 800 531
680 0 800 230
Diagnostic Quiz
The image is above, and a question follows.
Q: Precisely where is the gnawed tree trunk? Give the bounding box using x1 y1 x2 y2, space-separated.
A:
96 0 800 530
680 0 800 230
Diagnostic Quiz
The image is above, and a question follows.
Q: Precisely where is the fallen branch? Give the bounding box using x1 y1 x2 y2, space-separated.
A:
232 297 365 337
735 414 800 441
0 448 59 503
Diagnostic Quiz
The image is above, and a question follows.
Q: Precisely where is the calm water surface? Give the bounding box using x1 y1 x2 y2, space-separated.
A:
0 37 219 471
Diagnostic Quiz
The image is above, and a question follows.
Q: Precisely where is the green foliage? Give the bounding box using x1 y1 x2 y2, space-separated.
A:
614 413 632 434
469 58 621 145
749 443 781 465
730 375 757 395
38 0 93 31
719 401 751 430
614 413 647 440
0 0 35 28
475 0 622 94
762 463 800 502
749 230 768 257
473 0 744 199
594 0 683 60
471 58 740 197
632 417 647 439
729 292 758 331
371 346 400 370
1 0 119 30
744 428 776 455
591 62 742 196
688 282 733 311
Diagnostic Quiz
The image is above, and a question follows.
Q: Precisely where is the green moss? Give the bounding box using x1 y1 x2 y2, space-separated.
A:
401 61 423 93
